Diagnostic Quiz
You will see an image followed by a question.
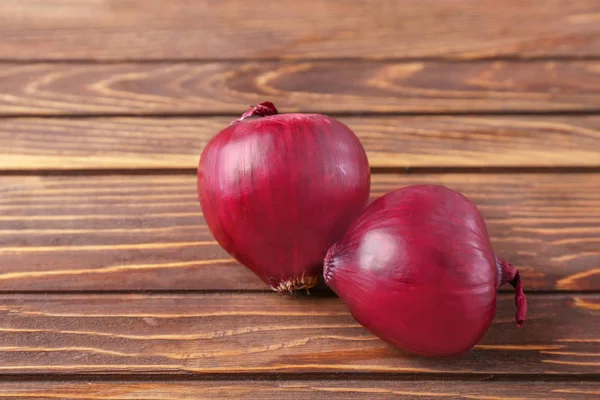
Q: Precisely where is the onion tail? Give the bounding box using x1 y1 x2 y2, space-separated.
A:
232 101 279 124
496 259 527 327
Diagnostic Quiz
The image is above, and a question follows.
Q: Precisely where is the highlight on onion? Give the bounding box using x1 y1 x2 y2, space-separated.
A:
323 185 527 356
198 102 371 293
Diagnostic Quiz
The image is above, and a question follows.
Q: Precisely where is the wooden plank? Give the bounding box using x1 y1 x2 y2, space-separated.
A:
0 174 598 292
1 61 600 116
2 115 600 170
0 381 598 399
1 1 599 60
0 293 597 375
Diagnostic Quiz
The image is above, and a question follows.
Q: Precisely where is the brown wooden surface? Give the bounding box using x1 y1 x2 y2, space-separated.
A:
1 174 599 292
3 115 600 170
1 61 600 116
1 381 598 400
1 0 599 60
2 0 598 396
0 293 597 375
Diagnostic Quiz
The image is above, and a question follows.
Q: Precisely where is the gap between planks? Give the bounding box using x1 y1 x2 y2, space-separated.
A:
3 56 600 64
2 167 600 177
0 373 598 383
0 290 596 296
2 111 600 119
3 110 600 118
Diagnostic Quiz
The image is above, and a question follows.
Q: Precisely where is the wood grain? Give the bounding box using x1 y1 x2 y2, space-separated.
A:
1 381 598 399
1 174 598 292
3 115 600 170
1 0 599 60
2 0 598 390
1 61 600 116
0 293 597 375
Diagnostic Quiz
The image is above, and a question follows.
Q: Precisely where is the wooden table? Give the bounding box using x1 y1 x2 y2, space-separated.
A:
1 1 599 398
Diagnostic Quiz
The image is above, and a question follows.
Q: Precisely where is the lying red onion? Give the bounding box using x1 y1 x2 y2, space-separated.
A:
324 185 526 356
198 102 370 292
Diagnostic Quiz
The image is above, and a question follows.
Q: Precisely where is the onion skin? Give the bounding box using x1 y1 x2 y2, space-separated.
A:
198 102 370 293
324 185 527 357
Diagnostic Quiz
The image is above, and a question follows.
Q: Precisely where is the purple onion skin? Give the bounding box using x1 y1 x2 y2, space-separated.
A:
324 185 526 357
198 102 370 293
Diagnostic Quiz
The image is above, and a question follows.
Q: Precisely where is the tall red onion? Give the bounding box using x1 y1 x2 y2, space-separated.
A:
324 185 526 356
198 102 370 292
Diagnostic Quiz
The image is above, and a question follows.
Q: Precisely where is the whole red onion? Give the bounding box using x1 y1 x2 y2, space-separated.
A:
324 185 526 356
198 102 370 292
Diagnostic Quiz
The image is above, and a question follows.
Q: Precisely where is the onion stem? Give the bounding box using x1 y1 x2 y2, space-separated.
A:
497 259 528 326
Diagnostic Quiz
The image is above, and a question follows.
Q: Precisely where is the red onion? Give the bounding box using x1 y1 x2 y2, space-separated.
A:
198 102 370 292
324 185 527 356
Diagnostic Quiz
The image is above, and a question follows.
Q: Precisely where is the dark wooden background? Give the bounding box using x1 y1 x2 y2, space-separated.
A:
0 1 599 398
